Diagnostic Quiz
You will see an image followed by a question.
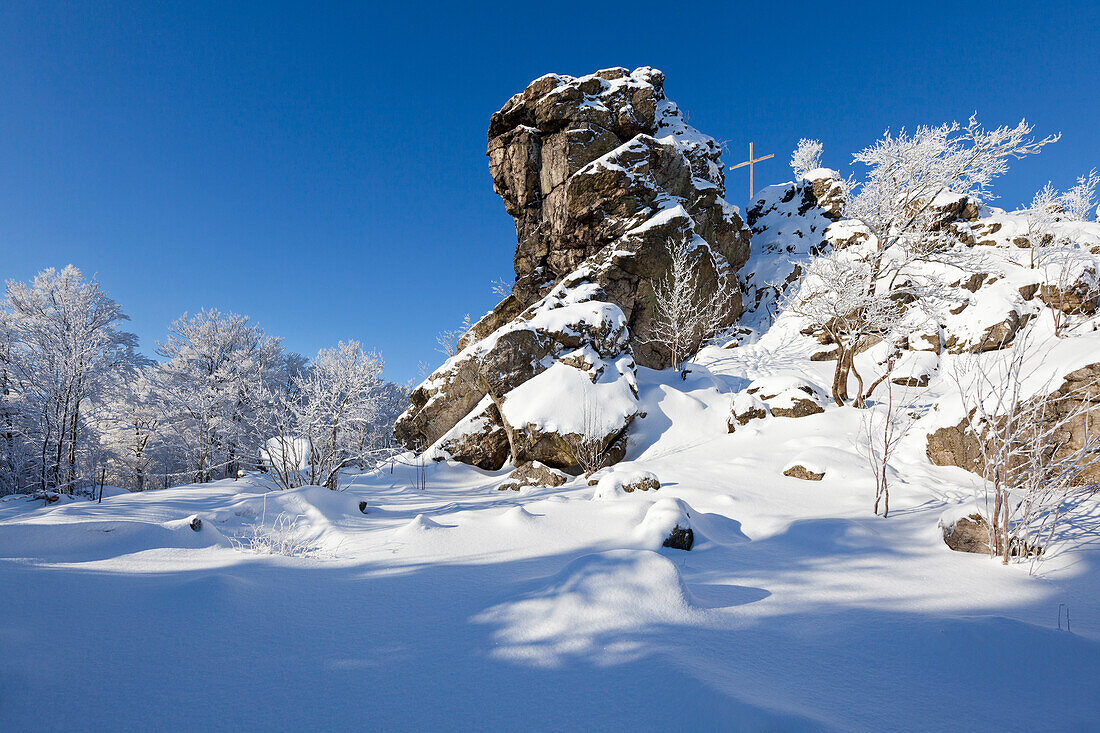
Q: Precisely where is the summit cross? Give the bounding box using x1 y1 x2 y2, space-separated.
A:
729 142 774 200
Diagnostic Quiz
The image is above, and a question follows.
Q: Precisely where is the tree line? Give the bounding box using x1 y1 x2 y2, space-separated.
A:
0 266 405 496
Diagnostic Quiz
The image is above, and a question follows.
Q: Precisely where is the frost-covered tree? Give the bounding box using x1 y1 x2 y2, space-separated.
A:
3 266 141 493
786 250 905 406
790 138 823 179
0 309 27 494
845 116 1057 281
1023 182 1061 269
154 309 285 482
646 237 734 372
1061 169 1100 221
97 368 166 491
791 116 1057 406
1023 171 1098 268
260 342 389 490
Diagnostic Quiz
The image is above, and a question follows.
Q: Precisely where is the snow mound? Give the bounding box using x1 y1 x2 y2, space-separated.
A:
395 513 446 536
782 445 866 483
497 505 539 527
475 549 702 666
892 351 940 385
0 517 232 563
746 375 827 400
590 467 660 500
635 497 697 549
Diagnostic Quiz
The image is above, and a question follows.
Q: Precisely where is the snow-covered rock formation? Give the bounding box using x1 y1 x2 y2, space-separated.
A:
731 168 845 342
395 68 750 472
744 170 1100 483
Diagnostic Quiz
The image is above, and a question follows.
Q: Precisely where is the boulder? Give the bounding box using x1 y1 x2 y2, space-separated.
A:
908 327 942 353
1038 274 1099 315
623 474 660 492
769 391 826 418
927 362 1100 484
928 192 979 229
890 351 939 388
662 525 695 551
497 462 570 492
926 417 985 475
728 392 768 431
590 468 660 498
944 304 1030 354
940 512 990 554
745 376 827 418
436 399 511 470
636 497 696 550
783 464 825 481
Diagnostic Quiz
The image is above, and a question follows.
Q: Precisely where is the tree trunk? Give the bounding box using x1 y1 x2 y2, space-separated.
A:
831 346 851 406
67 399 81 488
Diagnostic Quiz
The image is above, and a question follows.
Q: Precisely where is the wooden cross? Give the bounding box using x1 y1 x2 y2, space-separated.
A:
729 142 774 200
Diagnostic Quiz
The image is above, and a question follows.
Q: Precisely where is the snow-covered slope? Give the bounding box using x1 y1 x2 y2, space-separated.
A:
3 338 1100 730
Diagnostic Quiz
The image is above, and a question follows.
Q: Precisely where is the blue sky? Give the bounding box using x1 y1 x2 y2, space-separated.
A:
2 0 1097 382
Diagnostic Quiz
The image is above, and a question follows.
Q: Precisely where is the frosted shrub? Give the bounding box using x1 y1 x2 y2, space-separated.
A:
790 138 823 179
231 496 317 558
645 237 734 372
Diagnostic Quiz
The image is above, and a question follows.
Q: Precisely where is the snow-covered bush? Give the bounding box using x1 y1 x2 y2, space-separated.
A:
790 138 823 179
951 330 1100 569
231 497 317 558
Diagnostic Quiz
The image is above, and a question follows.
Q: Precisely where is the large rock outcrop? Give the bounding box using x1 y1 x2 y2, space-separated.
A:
395 67 750 473
484 66 749 341
927 362 1100 483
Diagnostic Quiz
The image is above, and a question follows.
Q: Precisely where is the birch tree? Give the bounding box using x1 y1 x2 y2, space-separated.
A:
4 266 141 493
646 237 734 373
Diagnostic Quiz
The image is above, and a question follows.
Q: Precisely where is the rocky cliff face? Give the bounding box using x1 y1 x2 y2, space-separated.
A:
731 169 846 342
395 67 750 472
